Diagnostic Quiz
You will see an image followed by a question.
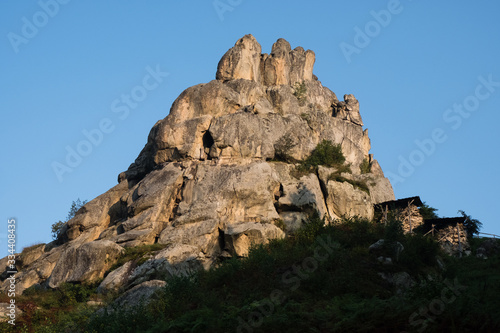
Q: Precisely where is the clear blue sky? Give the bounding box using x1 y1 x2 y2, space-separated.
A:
1 1 499 256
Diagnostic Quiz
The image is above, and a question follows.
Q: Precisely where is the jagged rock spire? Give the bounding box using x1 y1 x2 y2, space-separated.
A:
216 34 315 86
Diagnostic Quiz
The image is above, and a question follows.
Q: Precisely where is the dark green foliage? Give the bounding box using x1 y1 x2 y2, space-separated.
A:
328 172 370 195
22 282 97 308
293 81 307 105
0 282 99 332
458 210 483 239
273 133 297 163
437 255 500 332
50 221 65 241
10 215 500 333
295 140 347 177
419 202 439 219
304 139 345 168
274 219 286 231
66 198 88 221
108 243 168 273
51 198 88 240
360 157 371 174
293 210 325 244
384 218 404 243
398 234 441 274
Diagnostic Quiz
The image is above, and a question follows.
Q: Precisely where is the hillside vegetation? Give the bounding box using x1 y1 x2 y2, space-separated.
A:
2 215 499 332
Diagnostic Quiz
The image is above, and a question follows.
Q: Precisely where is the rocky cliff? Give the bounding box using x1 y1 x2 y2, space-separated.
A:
1 35 394 295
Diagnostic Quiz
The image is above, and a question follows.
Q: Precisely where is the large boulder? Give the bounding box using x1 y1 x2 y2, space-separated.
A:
100 280 166 314
97 261 134 294
223 222 285 257
48 240 124 288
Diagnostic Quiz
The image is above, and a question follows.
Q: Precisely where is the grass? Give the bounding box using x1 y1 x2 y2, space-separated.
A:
107 243 168 273
0 282 100 332
3 218 500 332
328 172 371 195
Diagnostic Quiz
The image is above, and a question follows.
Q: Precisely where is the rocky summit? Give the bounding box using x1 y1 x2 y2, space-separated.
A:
1 35 394 295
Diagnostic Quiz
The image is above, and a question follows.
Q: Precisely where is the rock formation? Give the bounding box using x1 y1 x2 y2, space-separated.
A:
1 35 394 295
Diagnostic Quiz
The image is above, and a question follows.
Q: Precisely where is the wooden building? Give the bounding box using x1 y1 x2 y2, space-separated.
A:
375 196 424 234
421 217 468 256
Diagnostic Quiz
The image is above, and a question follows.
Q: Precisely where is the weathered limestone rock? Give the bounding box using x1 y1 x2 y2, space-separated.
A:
62 181 129 243
224 222 285 257
1 35 395 296
216 34 262 82
216 35 315 86
0 244 64 294
378 272 415 294
369 239 405 261
48 240 124 288
97 261 134 294
317 166 374 220
97 244 204 294
101 280 166 313
0 303 23 322
272 163 328 227
325 181 373 219
359 174 396 204
333 94 363 126
18 244 45 267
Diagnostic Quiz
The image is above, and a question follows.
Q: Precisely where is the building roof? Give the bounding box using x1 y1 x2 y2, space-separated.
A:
419 217 466 233
375 196 423 210
424 217 466 226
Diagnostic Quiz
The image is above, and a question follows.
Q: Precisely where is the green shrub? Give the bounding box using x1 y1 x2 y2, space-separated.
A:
459 210 483 240
274 133 297 163
294 211 326 244
19 214 500 333
399 234 440 273
328 173 370 195
51 198 88 240
274 219 286 231
293 140 348 179
360 158 371 174
419 202 439 219
293 81 307 105
304 140 345 168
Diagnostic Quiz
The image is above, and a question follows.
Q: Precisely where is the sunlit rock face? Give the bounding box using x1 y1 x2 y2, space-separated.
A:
1 35 394 295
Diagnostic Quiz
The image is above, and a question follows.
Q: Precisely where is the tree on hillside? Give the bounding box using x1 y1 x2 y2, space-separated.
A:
458 210 483 239
51 198 88 240
419 202 439 220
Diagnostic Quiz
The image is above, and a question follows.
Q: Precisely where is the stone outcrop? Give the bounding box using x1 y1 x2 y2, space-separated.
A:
216 35 315 86
48 240 124 288
98 280 166 314
0 35 394 296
